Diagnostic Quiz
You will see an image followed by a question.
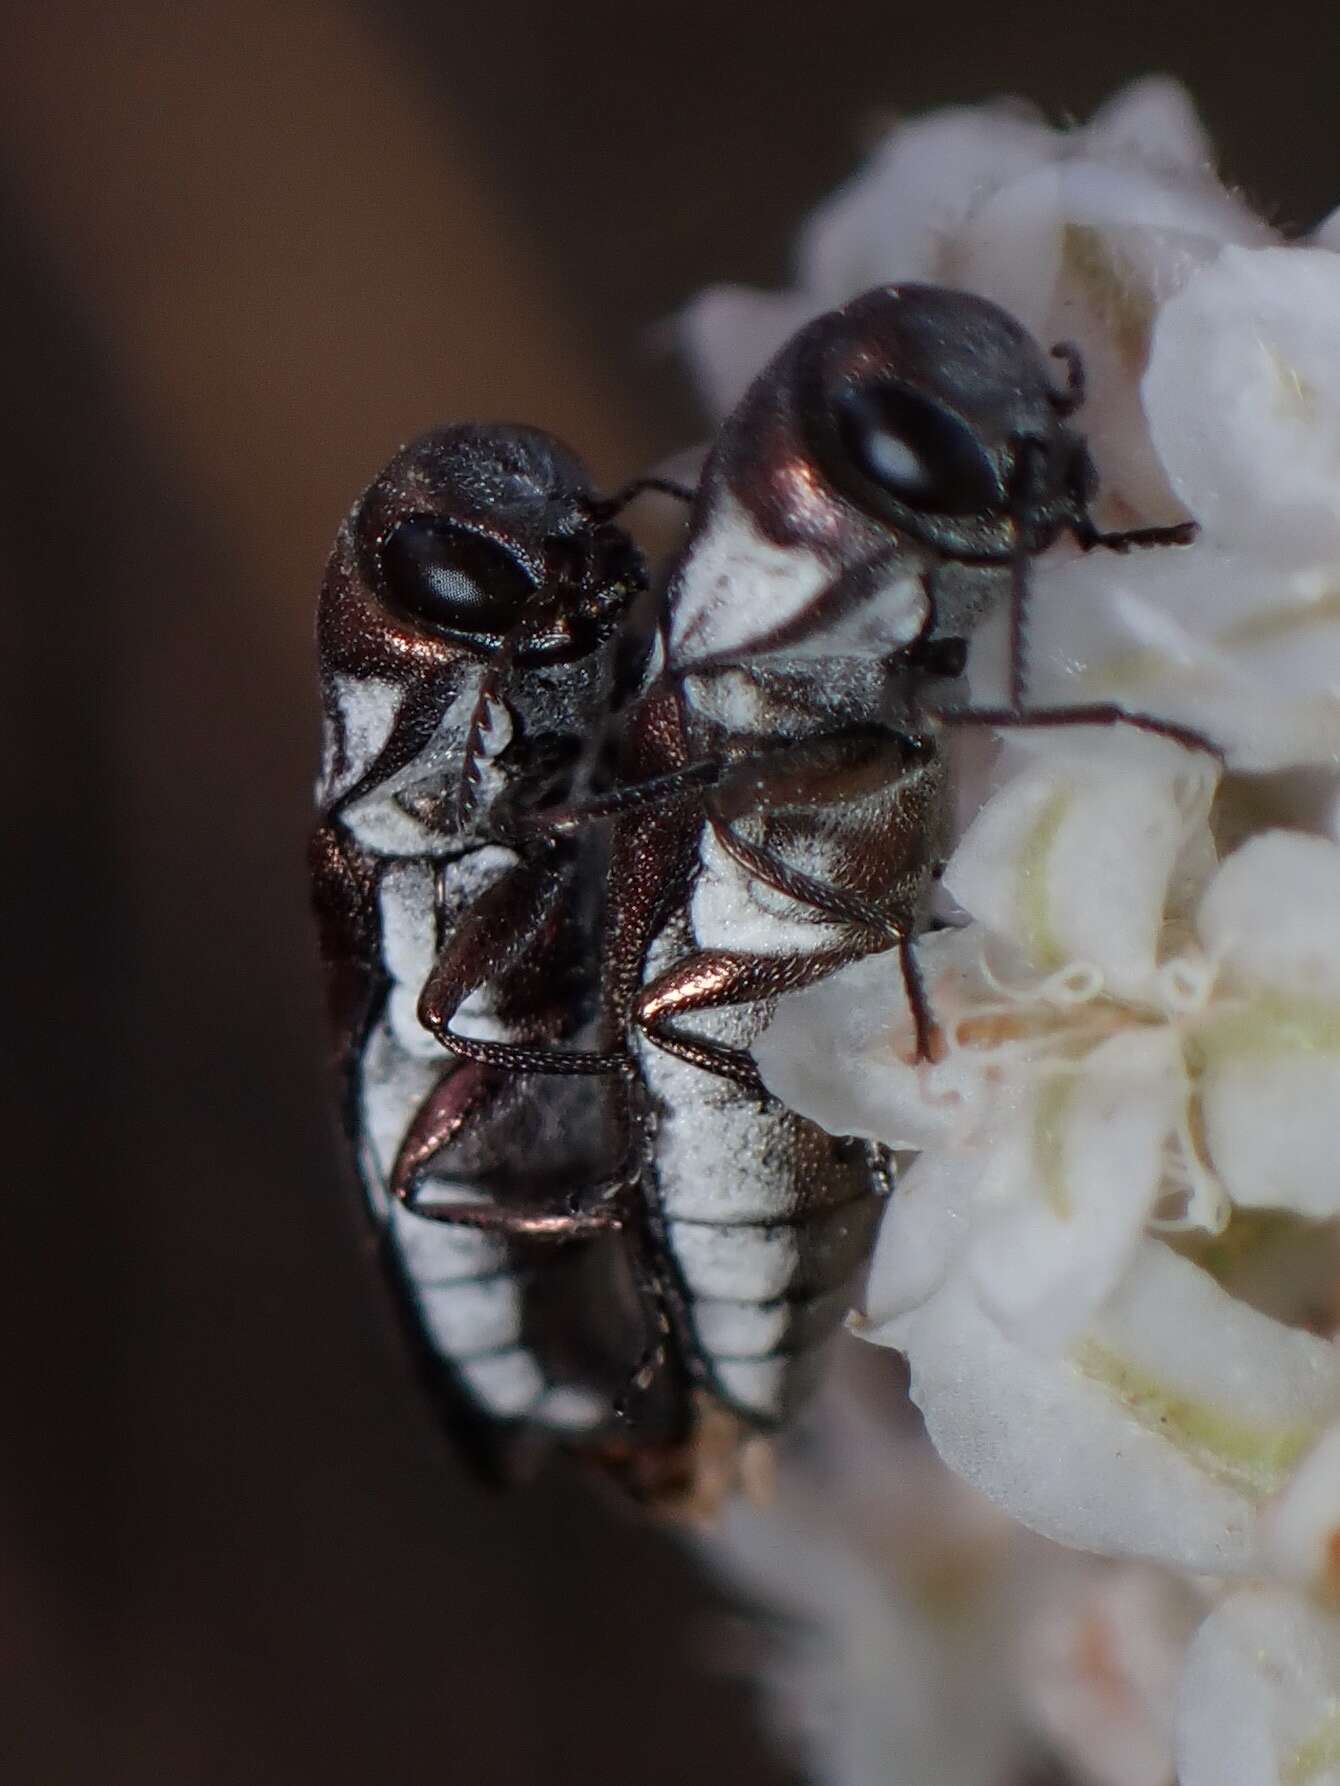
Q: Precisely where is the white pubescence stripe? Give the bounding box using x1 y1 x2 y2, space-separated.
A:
378 861 442 1057
667 1220 802 1302
690 822 849 957
666 493 832 665
458 1350 546 1417
339 677 487 857
388 1198 507 1287
639 1039 808 1223
537 1385 609 1431
693 1297 794 1357
319 674 402 805
713 1357 790 1414
360 1023 447 1182
666 489 929 667
416 1275 524 1356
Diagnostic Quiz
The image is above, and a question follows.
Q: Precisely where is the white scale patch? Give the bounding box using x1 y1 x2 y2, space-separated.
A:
319 674 402 805
467 693 514 816
667 493 831 666
378 861 443 1057
712 1357 789 1415
376 847 521 1053
388 1165 608 1432
752 564 928 661
666 1219 800 1303
474 692 513 757
446 989 512 1044
635 959 799 1223
456 1351 610 1431
458 1350 545 1417
360 1021 448 1185
536 1384 608 1431
416 1275 524 1356
689 821 846 957
666 491 930 669
339 675 495 857
388 1198 504 1284
692 1297 791 1358
680 668 777 735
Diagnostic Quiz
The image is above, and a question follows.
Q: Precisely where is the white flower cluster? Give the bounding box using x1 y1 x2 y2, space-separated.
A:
689 79 1340 1786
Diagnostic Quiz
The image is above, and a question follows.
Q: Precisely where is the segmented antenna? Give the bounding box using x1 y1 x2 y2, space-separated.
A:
456 655 511 829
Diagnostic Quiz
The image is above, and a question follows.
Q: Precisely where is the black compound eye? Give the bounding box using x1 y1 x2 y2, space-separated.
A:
834 382 1001 517
378 516 535 637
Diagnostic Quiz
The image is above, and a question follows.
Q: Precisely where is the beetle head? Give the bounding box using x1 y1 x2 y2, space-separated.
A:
794 283 1093 563
667 285 1097 673
317 425 645 822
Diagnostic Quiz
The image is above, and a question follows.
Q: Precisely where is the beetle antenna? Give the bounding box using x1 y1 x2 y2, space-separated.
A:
585 475 697 523
1007 544 1030 713
457 649 513 828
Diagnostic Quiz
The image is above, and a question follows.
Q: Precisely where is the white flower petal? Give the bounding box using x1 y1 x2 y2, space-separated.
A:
968 1030 1187 1348
944 727 1216 997
859 1150 977 1344
1198 831 1340 1000
1261 1423 1340 1600
883 1241 1340 1571
1146 246 1340 562
1176 1587 1340 1786
1196 839 1340 1213
678 285 815 419
891 1258 1246 1571
1020 1560 1201 1786
794 102 1055 303
1028 546 1340 773
755 931 993 1152
704 1371 1042 1786
1083 74 1215 172
1201 1051 1340 1219
959 143 1269 520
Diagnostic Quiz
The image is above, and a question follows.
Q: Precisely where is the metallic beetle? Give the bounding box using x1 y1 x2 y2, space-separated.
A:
311 423 692 1490
317 289 1195 1506
417 286 1195 1485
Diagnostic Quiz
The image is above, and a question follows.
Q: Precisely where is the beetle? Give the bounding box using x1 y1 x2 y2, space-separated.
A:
311 421 703 1492
419 285 1199 1455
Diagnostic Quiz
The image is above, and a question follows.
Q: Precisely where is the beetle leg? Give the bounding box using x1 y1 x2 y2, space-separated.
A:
935 534 1221 760
942 700 1223 761
507 758 721 838
418 853 631 1077
1071 515 1198 553
635 942 876 1092
400 1198 623 1240
391 1055 641 1238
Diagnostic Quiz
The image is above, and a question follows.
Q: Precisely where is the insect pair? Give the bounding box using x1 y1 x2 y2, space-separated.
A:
311 284 1197 1510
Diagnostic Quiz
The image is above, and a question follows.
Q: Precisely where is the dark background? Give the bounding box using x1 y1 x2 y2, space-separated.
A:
3 5 1336 1782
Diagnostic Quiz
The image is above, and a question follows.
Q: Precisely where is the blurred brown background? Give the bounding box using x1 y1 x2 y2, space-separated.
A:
2 4 1336 1782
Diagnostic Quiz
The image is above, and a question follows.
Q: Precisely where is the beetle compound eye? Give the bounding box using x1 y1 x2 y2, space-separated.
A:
834 383 1001 517
379 516 535 638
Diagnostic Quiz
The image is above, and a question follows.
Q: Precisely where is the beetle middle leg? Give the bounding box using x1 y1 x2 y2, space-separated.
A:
630 729 942 1079
635 939 886 1092
418 849 631 1077
937 540 1223 761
